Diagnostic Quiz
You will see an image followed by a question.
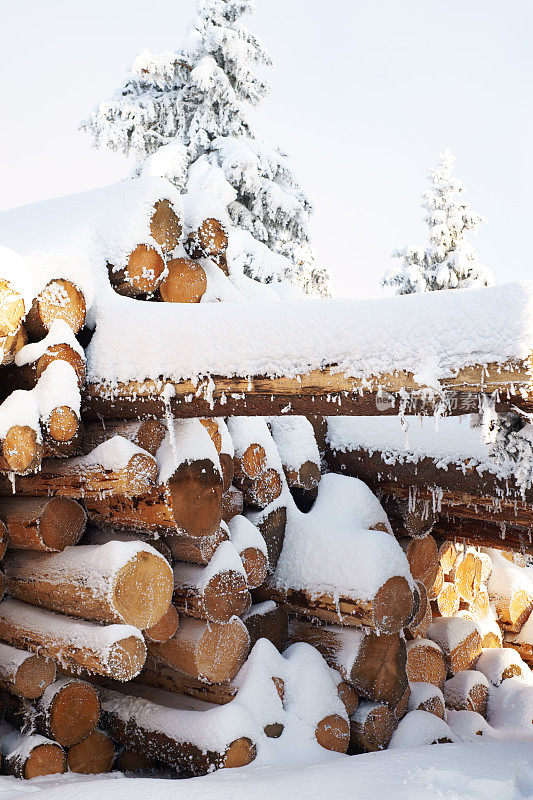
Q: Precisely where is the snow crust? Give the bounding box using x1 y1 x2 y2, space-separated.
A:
274 474 410 602
228 516 268 558
15 320 85 367
155 419 221 485
268 417 320 470
389 710 455 748
85 281 533 385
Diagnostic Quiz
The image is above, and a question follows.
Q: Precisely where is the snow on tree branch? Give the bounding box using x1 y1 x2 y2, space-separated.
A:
382 149 493 295
80 0 330 297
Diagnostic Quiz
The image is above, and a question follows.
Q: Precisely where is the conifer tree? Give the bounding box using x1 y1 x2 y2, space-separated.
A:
382 149 492 294
81 0 329 296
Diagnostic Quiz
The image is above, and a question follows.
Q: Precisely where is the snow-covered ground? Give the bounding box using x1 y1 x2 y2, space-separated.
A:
2 742 532 800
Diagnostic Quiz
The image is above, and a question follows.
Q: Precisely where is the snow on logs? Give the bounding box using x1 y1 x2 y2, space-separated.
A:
0 599 146 680
349 701 397 752
84 422 222 537
268 417 321 510
289 617 408 708
272 474 414 634
99 684 256 774
0 723 67 779
227 516 268 589
407 682 446 720
172 541 250 623
1 438 158 499
0 641 56 699
443 671 490 716
427 617 482 676
229 418 284 509
3 541 173 628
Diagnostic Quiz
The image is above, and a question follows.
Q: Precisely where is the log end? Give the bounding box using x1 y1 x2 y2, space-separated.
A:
315 714 350 753
49 680 100 746
373 576 414 634
223 737 256 769
114 550 174 629
24 742 67 779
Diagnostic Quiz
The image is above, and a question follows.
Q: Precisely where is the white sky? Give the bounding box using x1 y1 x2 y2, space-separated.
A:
0 0 531 297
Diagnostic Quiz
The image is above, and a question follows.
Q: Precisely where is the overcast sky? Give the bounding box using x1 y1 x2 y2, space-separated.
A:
0 0 531 296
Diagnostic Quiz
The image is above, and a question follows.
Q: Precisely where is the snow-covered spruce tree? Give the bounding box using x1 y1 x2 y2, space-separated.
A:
80 0 329 297
382 149 492 294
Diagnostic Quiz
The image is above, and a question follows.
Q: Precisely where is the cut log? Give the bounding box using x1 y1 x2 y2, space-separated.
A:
405 595 432 640
0 521 8 560
143 604 180 644
505 639 533 667
242 601 288 651
173 541 250 623
405 580 428 634
405 639 447 689
138 654 237 705
2 343 85 394
1 424 42 474
486 549 533 633
393 686 411 721
109 245 165 297
165 527 229 565
427 617 482 676
349 701 397 752
4 541 173 628
160 258 207 303
67 729 115 774
25 280 86 340
186 218 228 259
83 419 167 457
435 581 460 617
0 280 25 337
0 598 146 681
281 575 414 635
148 615 250 683
248 505 286 571
29 678 100 746
2 439 159 499
99 685 256 775
453 551 483 603
0 496 85 552
0 641 56 699
469 586 490 619
315 714 350 753
268 417 321 510
0 325 27 367
0 723 66 779
428 563 444 601
85 458 222 537
238 468 284 509
337 680 359 717
235 443 267 481
222 487 244 523
444 671 490 716
289 617 407 707
407 682 446 719
150 199 182 253
389 709 453 748
227 516 268 589
439 541 458 574
401 534 439 594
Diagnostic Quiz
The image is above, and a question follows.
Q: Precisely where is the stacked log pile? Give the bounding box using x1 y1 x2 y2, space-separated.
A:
1 183 532 780
324 417 533 746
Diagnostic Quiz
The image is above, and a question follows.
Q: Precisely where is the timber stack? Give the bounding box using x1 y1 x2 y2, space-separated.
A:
0 177 532 779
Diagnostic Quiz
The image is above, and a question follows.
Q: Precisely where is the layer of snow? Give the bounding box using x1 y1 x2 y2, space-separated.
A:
476 649 530 685
0 390 40 441
173 540 246 592
85 281 533 385
389 710 455 748
68 436 151 471
15 320 85 367
155 419 221 485
444 671 490 707
33 360 81 421
408 682 445 712
275 474 410 603
228 516 268 558
268 417 320 470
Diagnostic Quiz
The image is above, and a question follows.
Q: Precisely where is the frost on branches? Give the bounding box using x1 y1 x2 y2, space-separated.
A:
382 149 493 295
80 0 329 297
